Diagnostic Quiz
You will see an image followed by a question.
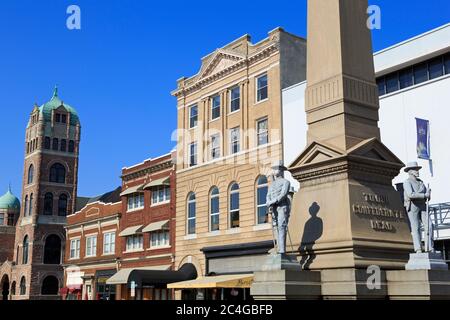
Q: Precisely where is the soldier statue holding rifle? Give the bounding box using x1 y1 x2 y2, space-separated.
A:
266 161 292 257
403 161 433 253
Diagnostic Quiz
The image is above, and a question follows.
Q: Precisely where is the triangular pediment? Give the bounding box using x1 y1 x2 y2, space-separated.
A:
199 49 244 79
347 138 404 165
288 141 345 169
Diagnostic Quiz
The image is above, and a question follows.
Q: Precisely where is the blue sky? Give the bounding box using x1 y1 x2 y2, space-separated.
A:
0 0 449 198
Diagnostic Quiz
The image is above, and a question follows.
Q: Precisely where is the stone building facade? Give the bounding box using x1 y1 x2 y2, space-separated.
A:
171 27 307 292
0 87 81 300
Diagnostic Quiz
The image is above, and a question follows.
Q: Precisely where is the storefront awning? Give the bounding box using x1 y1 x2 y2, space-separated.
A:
167 274 254 289
119 225 143 237
120 184 144 197
142 219 170 233
143 177 170 189
106 266 171 285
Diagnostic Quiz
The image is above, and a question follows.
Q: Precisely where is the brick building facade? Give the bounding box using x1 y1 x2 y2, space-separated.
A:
0 87 81 300
63 187 121 300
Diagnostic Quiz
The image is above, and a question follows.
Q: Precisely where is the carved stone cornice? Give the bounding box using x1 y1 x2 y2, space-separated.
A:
173 43 279 98
121 160 172 181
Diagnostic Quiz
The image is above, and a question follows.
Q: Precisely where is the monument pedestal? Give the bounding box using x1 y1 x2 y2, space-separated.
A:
251 254 322 300
405 252 449 271
387 270 450 300
321 268 387 300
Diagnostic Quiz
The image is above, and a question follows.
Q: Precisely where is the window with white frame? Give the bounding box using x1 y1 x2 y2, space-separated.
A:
85 236 97 257
211 95 221 120
230 127 240 154
126 234 143 251
152 186 171 205
257 118 269 146
189 142 198 167
150 230 170 248
189 105 198 128
69 238 80 259
210 187 220 231
256 176 269 224
127 193 145 211
256 74 268 102
211 134 220 160
230 86 240 113
103 232 116 255
229 183 240 228
0 213 4 226
187 193 196 235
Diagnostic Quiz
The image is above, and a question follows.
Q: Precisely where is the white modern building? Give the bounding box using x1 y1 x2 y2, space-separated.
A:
282 23 450 255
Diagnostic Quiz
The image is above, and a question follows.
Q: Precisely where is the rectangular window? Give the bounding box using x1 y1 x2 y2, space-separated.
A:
55 113 61 123
7 214 14 226
150 230 170 248
61 114 67 124
211 95 221 120
385 73 399 94
70 239 80 259
126 234 143 251
414 62 429 85
189 142 197 167
211 134 220 160
86 236 97 257
257 118 269 146
230 127 240 154
151 186 171 204
428 57 444 80
127 193 145 211
376 77 386 96
256 74 268 102
399 68 413 89
445 53 450 74
189 105 198 129
230 86 240 112
103 232 116 255
0 213 4 225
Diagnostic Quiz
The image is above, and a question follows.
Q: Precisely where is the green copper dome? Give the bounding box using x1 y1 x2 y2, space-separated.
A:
39 86 80 126
0 187 20 210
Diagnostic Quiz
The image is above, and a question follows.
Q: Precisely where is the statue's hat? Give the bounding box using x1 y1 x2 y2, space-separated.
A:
271 160 288 171
404 161 422 172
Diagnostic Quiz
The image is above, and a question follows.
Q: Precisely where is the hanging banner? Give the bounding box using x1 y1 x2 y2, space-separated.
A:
415 118 430 160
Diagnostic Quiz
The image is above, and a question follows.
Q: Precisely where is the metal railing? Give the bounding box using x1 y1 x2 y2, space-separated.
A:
429 203 450 240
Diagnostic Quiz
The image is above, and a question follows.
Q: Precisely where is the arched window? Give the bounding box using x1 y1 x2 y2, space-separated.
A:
41 276 59 295
58 194 68 216
44 137 51 149
49 163 66 183
27 165 34 184
28 193 33 216
256 176 269 224
60 139 66 152
22 236 29 264
229 183 240 229
26 142 30 154
44 235 61 264
52 138 58 151
24 195 28 217
44 193 53 215
209 187 220 231
187 193 196 235
68 140 75 153
19 277 26 295
16 246 19 264
10 281 16 296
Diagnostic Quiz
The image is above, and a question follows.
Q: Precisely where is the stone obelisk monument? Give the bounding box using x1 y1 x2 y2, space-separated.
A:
287 0 413 298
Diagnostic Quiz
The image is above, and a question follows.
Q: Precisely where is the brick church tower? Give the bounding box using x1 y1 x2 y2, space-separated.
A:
10 87 81 299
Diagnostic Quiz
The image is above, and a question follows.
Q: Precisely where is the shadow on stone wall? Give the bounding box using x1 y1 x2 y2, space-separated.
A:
299 202 323 270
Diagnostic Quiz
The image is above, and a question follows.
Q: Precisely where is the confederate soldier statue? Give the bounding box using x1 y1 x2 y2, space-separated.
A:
403 161 432 253
266 161 291 256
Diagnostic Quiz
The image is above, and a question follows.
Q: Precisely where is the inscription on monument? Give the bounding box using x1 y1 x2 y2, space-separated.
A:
352 193 406 232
